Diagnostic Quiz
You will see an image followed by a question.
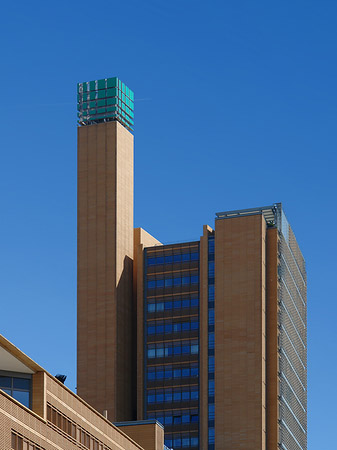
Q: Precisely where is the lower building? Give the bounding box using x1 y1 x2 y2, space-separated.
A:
0 334 164 450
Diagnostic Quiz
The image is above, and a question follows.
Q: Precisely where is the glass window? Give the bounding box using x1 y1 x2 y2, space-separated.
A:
156 323 164 334
156 256 164 265
191 344 199 354
165 300 173 310
157 367 164 379
190 387 199 400
182 276 190 285
191 275 199 284
147 367 155 380
156 390 164 403
191 320 199 330
173 414 182 424
191 437 199 447
147 325 156 335
165 437 173 447
173 368 181 378
174 277 181 286
208 379 215 396
182 368 190 377
191 414 199 423
191 365 199 377
182 413 190 423
182 343 190 354
182 436 190 447
165 322 173 333
165 367 173 379
165 278 173 287
173 254 181 263
165 414 173 425
208 261 215 276
157 302 164 312
173 323 181 332
165 343 173 356
209 356 215 372
147 302 155 313
208 332 215 349
182 253 190 262
165 389 172 402
147 391 155 403
173 437 181 448
148 346 155 358
182 298 190 308
156 279 164 288
0 377 11 388
12 390 30 408
208 404 215 420
165 255 173 264
173 300 181 309
173 343 181 355
190 252 199 260
182 390 189 401
156 416 164 426
173 389 181 401
208 309 215 325
208 285 215 300
147 280 156 289
208 427 215 444
182 322 190 331
156 347 164 358
191 297 199 307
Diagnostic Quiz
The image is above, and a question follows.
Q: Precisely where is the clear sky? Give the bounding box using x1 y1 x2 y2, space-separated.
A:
1 1 336 448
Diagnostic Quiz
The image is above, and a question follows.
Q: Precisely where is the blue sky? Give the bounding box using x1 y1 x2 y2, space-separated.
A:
1 1 336 448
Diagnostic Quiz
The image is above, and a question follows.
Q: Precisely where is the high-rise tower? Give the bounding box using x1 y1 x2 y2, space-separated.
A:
77 77 135 421
76 78 307 449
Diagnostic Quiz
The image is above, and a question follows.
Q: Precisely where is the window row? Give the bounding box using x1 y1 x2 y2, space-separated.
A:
147 275 199 289
147 386 199 404
164 434 199 449
147 408 198 426
147 252 199 266
147 296 198 313
147 363 199 381
47 404 113 450
147 319 199 335
147 340 199 359
11 432 45 450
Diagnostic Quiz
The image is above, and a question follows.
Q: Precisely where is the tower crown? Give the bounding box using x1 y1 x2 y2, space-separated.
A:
77 77 134 131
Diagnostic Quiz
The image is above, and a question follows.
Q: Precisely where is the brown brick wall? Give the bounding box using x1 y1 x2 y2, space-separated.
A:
134 228 162 420
214 214 267 450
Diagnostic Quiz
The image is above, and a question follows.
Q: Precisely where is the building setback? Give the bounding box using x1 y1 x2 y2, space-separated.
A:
76 77 307 450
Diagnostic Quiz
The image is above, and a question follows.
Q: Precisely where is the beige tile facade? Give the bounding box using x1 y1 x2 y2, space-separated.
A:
77 121 134 422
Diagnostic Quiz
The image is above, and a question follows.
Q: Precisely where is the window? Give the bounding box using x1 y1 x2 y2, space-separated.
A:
0 373 31 408
208 332 215 349
208 404 215 420
208 309 214 325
